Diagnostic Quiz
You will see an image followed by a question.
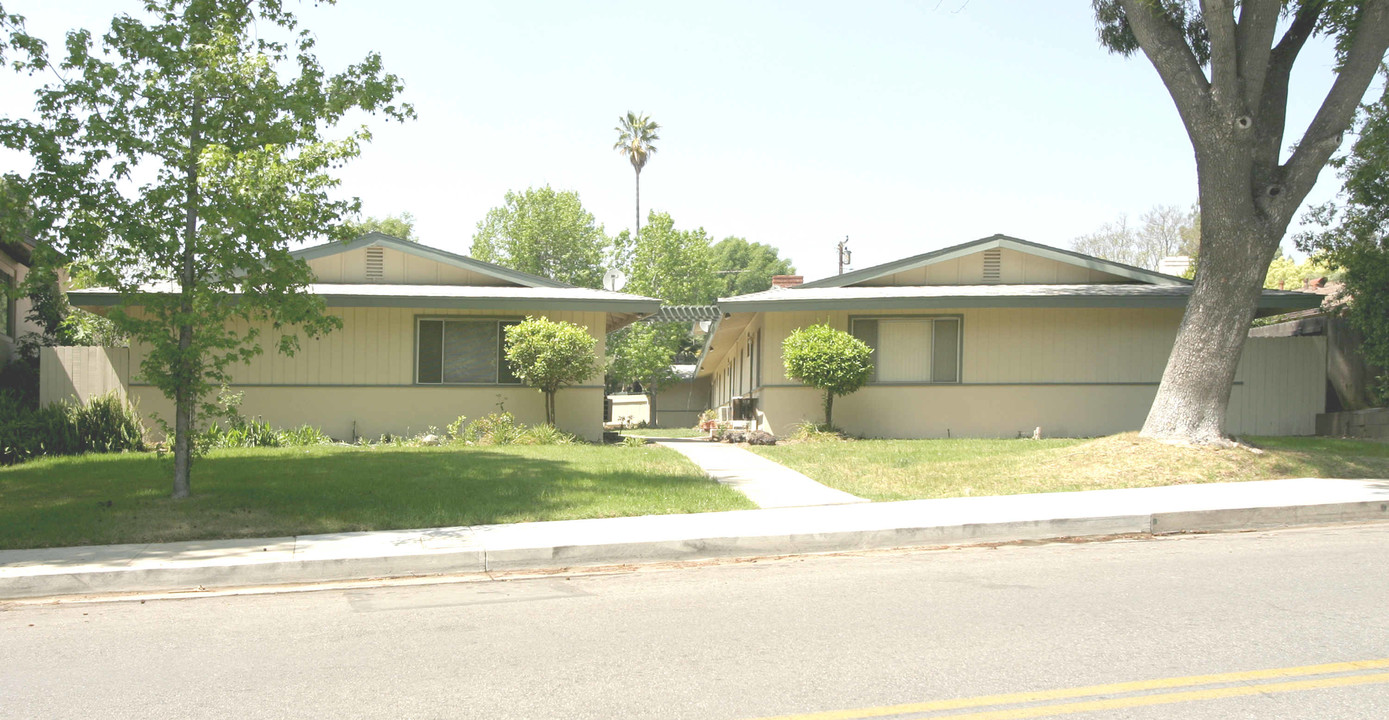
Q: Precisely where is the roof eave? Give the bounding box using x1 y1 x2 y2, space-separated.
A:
66 289 661 316
716 292 1321 314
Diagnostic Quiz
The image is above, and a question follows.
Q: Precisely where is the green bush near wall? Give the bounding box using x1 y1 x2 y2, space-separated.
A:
0 392 146 465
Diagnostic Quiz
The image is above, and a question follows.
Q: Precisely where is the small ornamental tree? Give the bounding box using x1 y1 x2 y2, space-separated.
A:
1 1 412 499
781 324 874 430
504 317 599 426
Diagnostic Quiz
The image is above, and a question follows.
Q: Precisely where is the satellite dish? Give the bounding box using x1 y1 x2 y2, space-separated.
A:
603 269 628 292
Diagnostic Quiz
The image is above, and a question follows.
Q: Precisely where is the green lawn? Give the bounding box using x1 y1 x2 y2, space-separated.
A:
752 434 1389 502
618 428 706 438
0 444 753 550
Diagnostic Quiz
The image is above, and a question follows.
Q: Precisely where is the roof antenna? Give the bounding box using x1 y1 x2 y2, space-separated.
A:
837 235 852 275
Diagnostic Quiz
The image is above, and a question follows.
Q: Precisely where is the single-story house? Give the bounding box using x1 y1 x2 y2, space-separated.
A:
698 234 1328 438
0 238 39 367
43 233 659 441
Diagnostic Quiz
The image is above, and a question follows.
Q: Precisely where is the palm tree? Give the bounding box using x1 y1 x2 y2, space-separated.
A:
613 111 660 237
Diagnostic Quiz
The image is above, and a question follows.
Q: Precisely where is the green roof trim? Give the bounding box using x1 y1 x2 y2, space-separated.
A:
67 287 660 314
796 234 1191 289
715 286 1320 316
291 232 573 289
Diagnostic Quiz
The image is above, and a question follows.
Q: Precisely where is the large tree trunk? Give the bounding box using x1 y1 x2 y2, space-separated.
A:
1116 0 1389 446
634 169 641 238
173 96 201 500
1141 194 1278 444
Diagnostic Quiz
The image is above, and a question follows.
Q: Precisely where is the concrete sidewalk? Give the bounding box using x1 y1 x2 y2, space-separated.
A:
653 437 867 508
1 477 1386 600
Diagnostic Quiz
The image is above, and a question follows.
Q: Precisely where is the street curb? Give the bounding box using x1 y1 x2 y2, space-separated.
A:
4 495 1386 601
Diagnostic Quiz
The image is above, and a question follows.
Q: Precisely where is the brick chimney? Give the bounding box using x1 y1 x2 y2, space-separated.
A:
771 275 804 288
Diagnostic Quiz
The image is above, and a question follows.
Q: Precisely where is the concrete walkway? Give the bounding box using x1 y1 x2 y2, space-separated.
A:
1 477 1385 600
652 437 867 508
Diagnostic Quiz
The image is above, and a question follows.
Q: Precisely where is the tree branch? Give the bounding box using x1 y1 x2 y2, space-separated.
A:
1253 1 1324 169
1234 0 1283 111
1202 0 1241 99
1279 0 1389 221
1118 0 1214 140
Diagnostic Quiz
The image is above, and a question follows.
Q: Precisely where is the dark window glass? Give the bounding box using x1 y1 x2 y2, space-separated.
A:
417 320 443 383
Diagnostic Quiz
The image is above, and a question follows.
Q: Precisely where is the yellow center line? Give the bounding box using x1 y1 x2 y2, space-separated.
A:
923 672 1389 720
748 658 1389 720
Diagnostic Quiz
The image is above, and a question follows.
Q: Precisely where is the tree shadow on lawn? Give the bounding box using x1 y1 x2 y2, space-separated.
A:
0 446 745 550
1245 437 1389 481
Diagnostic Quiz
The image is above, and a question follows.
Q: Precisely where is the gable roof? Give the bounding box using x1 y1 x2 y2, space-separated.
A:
292 232 572 289
798 234 1191 289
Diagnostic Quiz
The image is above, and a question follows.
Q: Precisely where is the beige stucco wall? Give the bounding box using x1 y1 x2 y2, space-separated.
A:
608 393 650 426
655 374 711 428
706 307 1327 438
129 385 604 442
124 306 607 388
46 306 610 441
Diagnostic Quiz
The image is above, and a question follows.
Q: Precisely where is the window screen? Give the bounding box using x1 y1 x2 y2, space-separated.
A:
851 316 960 384
417 318 522 385
443 321 497 383
932 319 960 383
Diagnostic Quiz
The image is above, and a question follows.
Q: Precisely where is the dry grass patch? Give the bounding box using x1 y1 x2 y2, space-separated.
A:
752 433 1389 502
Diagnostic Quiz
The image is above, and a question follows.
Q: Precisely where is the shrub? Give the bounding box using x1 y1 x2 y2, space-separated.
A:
788 420 850 443
446 415 468 440
516 423 578 446
782 324 874 429
620 435 647 448
0 357 39 410
504 317 599 426
197 418 332 450
0 391 145 464
462 411 524 445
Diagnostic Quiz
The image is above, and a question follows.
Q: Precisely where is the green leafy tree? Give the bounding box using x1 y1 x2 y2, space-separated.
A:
610 212 720 419
613 111 660 237
711 237 796 299
625 211 720 305
1093 0 1389 446
1299 79 1389 404
344 212 416 241
782 324 874 429
504 316 599 425
471 186 609 288
1263 248 1334 290
0 3 41 71
0 0 412 498
606 321 681 423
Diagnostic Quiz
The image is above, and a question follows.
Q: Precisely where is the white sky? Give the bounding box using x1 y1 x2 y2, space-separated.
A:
0 1 1352 280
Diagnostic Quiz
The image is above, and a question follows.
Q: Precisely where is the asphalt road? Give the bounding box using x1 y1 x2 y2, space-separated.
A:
4 523 1388 719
